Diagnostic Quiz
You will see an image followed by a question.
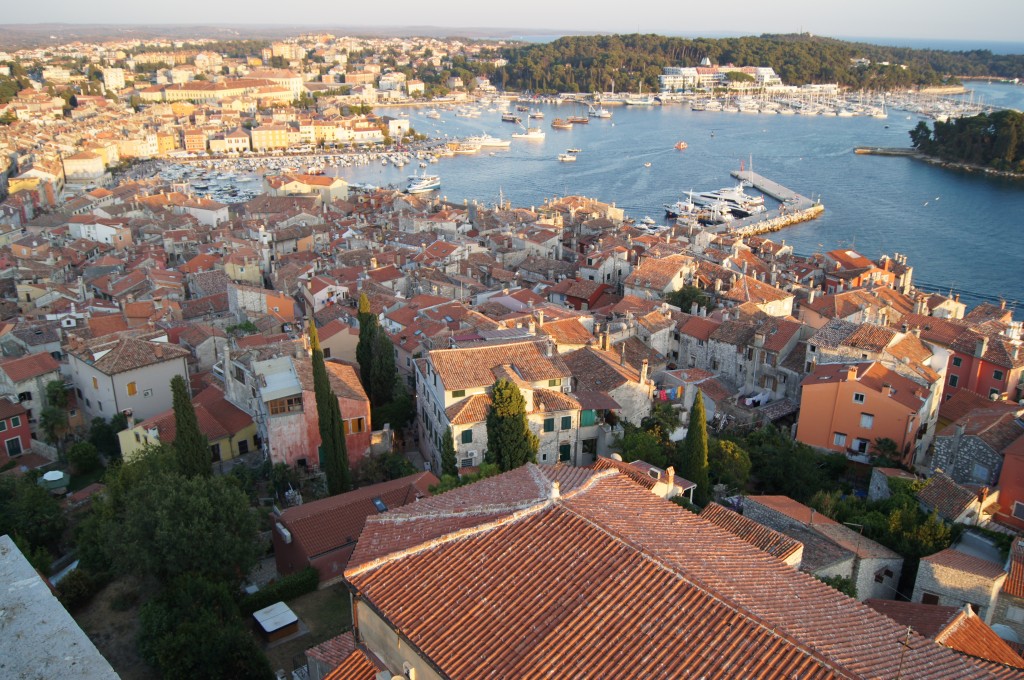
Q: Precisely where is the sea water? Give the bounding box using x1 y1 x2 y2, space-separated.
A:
333 88 1024 313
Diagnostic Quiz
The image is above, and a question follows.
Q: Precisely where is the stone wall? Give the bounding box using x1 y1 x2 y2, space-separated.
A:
931 434 1003 486
911 560 1004 624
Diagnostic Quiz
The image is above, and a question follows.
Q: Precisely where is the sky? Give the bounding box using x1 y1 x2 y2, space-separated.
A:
5 0 1024 45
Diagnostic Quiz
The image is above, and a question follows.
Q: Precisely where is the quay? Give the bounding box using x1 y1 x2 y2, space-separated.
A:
719 170 824 236
853 147 922 157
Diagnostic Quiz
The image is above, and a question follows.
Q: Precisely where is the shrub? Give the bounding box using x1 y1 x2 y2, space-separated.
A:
109 588 139 611
240 567 319 616
56 569 100 611
68 441 101 475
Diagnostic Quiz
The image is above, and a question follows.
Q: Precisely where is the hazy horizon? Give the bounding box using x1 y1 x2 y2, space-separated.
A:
3 0 1023 44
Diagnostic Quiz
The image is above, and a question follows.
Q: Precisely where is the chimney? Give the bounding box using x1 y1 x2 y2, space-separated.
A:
545 338 553 358
901 323 908 333
619 349 626 366
666 466 675 491
537 310 544 328
528 319 536 335
845 365 858 381
640 359 649 384
691 301 699 315
550 480 560 500
807 289 817 304
154 344 163 358
975 337 988 358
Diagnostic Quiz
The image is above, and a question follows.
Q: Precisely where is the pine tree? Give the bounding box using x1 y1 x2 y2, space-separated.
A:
170 375 210 477
369 323 397 408
440 428 459 478
678 388 710 505
356 293 376 399
485 379 538 471
309 320 351 495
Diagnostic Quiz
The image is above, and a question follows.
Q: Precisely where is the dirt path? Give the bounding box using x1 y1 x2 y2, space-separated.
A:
73 577 155 680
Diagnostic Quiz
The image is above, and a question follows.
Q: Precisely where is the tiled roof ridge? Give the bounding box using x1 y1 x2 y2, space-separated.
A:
557 491 862 679
346 467 617 580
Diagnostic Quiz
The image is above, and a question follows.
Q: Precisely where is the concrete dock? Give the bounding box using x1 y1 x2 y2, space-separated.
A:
716 170 822 236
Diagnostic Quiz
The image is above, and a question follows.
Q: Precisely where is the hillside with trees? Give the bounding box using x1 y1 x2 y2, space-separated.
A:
493 34 1024 94
910 109 1024 173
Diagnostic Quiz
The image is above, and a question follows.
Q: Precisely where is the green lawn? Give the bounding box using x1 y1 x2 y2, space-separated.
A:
262 584 353 675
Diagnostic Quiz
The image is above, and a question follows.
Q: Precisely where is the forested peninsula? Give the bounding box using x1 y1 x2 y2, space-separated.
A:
910 110 1024 174
492 34 1024 93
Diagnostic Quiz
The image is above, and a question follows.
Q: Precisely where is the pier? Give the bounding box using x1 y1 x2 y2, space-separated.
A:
719 170 824 236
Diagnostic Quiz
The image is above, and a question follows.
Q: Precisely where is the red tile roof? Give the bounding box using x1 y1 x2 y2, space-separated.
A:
1004 538 1024 598
923 548 1007 581
0 352 60 383
917 471 980 522
429 340 569 391
312 632 378 680
701 502 803 562
278 472 438 565
344 466 986 679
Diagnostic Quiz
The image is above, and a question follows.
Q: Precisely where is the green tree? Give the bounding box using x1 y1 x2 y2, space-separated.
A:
356 293 375 394
39 406 69 446
0 476 66 550
676 390 710 506
87 416 122 461
440 428 459 478
370 324 397 408
139 577 274 680
116 471 259 587
356 450 417 486
666 285 711 313
485 379 538 471
708 438 751 491
170 375 210 478
309 319 351 495
67 441 101 474
817 574 857 599
617 424 670 468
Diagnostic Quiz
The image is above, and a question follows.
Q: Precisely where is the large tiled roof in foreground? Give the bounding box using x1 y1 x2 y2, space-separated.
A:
345 465 989 679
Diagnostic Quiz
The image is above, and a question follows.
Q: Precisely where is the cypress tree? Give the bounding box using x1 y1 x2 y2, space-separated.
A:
485 379 538 471
440 428 459 478
356 293 376 399
370 323 397 408
678 388 710 506
309 320 351 495
170 374 211 477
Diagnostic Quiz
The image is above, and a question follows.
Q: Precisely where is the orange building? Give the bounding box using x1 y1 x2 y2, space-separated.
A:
796 362 933 465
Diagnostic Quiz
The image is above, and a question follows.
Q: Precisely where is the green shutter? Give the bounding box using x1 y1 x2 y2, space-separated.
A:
561 416 572 430
543 418 554 432
461 429 473 444
581 410 596 427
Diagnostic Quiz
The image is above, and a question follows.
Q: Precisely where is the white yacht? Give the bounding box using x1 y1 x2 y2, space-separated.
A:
512 126 546 141
407 172 440 193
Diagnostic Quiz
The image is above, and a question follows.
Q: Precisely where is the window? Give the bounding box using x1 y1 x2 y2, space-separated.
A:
459 457 473 468
711 359 719 371
5 437 22 457
949 374 959 387
323 348 331 358
1014 501 1024 521
268 395 303 415
209 443 221 462
809 344 817 353
17 391 31 403
92 377 99 389
581 410 596 427
1006 605 1024 624
853 392 865 404
860 413 874 429
134 432 140 443
972 462 990 483
994 369 1004 381
143 389 153 398
548 379 561 387
127 382 137 396
451 389 466 398
543 418 554 433
561 416 572 430
746 348 754 361
238 439 249 455
853 438 869 453
0 420 6 432
990 388 1001 399
833 432 847 447
952 356 962 367
461 430 473 444
97 402 102 412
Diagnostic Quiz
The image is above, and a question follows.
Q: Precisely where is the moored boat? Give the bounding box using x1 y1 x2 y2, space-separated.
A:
675 141 688 150
407 171 440 194
551 118 573 130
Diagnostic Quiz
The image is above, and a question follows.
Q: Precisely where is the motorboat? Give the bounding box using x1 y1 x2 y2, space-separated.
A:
675 141 688 150
557 152 577 162
407 172 440 194
512 126 546 141
464 133 511 148
551 118 573 130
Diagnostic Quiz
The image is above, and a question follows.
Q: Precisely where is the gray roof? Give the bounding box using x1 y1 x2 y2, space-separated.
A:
0 535 120 679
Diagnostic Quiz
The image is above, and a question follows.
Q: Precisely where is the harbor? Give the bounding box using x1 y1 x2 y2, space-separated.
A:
720 170 824 236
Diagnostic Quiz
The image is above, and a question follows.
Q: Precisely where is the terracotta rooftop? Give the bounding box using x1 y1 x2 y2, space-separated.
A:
70 336 190 375
923 548 1008 581
1003 538 1024 598
917 471 981 522
344 465 988 679
701 502 803 562
317 632 379 680
866 599 1024 669
0 352 60 383
428 340 569 392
